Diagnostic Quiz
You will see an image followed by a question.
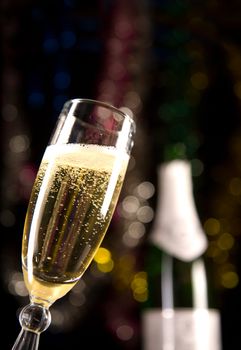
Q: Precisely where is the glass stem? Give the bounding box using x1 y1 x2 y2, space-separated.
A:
12 303 51 350
12 329 40 350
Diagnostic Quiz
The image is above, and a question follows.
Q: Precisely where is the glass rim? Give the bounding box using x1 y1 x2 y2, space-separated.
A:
66 98 135 126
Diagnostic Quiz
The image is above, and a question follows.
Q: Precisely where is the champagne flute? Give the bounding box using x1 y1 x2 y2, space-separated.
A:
12 98 135 350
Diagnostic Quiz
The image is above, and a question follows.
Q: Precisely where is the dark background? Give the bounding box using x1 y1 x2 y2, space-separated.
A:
1 0 241 349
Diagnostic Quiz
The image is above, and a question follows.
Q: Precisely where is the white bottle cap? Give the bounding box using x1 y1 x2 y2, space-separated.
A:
150 160 208 261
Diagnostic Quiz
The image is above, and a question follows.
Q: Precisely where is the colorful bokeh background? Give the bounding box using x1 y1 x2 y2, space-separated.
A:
1 0 241 348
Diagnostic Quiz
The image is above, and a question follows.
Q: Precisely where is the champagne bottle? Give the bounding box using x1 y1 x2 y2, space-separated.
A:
142 160 222 350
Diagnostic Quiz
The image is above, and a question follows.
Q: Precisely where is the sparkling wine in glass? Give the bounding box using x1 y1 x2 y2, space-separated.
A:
12 98 135 350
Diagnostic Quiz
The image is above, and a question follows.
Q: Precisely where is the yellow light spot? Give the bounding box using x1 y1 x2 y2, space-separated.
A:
133 289 148 302
190 72 209 90
131 272 148 302
131 273 147 291
204 218 220 236
229 177 241 195
97 259 114 273
221 271 239 289
217 233 234 250
94 247 111 264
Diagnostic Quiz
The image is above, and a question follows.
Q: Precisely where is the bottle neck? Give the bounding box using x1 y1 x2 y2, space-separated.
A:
146 245 210 309
161 252 208 309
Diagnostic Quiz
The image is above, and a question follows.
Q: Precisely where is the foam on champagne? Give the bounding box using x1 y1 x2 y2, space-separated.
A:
43 143 129 171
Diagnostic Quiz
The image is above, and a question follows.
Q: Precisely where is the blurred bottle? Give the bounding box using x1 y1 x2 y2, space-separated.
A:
142 160 222 350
